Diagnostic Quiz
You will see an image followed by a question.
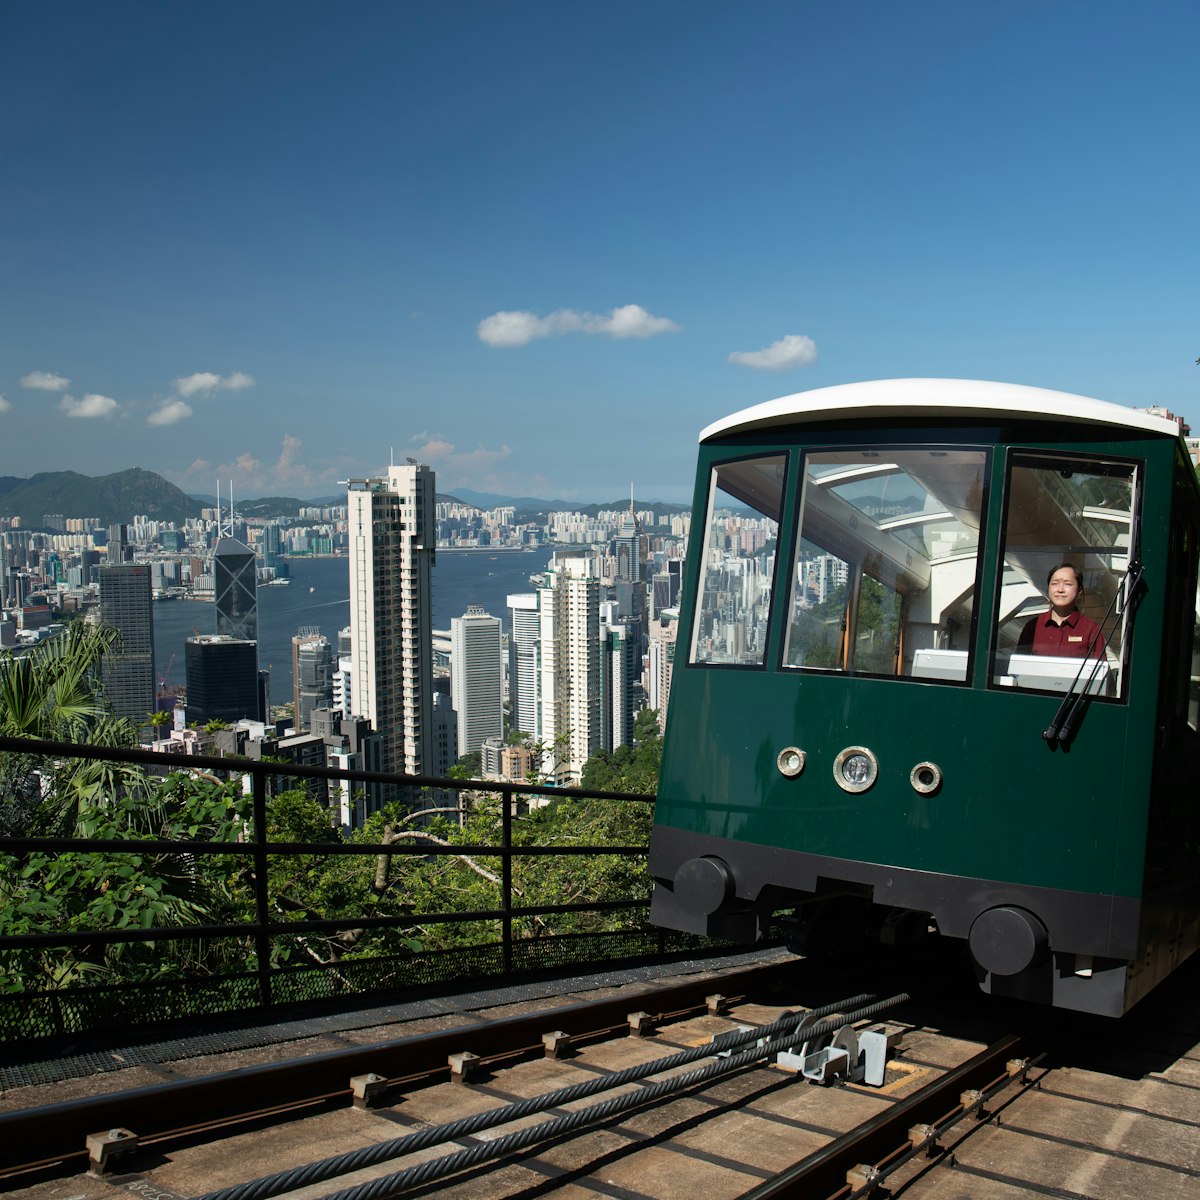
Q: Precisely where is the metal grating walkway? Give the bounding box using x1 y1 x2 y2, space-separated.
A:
0 945 790 1090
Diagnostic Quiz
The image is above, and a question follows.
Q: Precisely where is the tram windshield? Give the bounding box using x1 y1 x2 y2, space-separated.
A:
991 454 1137 698
784 448 988 680
689 454 786 667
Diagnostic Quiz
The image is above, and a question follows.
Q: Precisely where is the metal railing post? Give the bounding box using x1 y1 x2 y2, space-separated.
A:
251 768 273 1009
501 790 513 976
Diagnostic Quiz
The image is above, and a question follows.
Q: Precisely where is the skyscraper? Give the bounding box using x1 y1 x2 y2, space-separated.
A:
214 536 258 644
537 555 600 784
332 626 353 717
106 524 129 565
431 690 458 781
450 606 503 758
650 572 673 620
292 628 333 733
507 592 539 738
647 609 679 732
185 635 260 726
346 462 435 788
613 491 647 683
613 493 645 586
599 610 638 752
99 563 155 723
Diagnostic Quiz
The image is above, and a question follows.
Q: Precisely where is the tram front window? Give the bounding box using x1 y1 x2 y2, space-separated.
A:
783 448 989 681
991 454 1137 698
689 454 786 667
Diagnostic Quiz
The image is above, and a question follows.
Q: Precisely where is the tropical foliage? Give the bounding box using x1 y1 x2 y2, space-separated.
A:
0 623 145 837
0 625 662 1001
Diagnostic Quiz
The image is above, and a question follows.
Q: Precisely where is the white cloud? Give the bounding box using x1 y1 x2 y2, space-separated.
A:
411 439 553 499
727 334 818 371
0 393 9 413
174 371 256 397
60 393 119 419
408 437 516 489
177 434 329 493
605 304 680 339
148 399 193 427
21 371 70 391
477 304 681 347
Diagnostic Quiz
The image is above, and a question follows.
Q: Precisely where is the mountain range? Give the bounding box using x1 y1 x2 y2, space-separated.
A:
0 469 202 528
0 470 689 530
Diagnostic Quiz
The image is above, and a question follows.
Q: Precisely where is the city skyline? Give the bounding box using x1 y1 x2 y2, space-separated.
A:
4 4 1198 505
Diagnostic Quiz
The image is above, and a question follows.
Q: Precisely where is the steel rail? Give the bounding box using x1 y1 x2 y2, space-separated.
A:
302 995 911 1200
736 1028 1044 1200
198 992 888 1200
0 958 794 1178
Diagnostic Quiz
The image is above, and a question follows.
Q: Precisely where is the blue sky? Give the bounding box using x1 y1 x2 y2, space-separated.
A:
2 2 1197 504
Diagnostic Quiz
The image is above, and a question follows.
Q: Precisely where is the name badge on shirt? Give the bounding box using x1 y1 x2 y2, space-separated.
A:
1068 636 1083 642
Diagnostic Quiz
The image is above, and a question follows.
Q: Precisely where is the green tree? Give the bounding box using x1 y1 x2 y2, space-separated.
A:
0 772 256 990
0 622 145 837
449 750 481 779
147 709 171 742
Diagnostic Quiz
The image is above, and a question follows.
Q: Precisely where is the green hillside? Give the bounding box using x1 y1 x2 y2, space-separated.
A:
0 469 204 528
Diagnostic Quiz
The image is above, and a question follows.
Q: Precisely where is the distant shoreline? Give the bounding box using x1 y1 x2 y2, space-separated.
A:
436 546 538 554
278 547 541 559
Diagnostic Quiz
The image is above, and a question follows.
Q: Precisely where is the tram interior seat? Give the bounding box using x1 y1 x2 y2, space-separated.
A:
1002 653 1110 695
911 648 969 682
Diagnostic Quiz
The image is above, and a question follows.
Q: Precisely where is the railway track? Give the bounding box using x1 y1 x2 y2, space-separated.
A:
3 951 1197 1199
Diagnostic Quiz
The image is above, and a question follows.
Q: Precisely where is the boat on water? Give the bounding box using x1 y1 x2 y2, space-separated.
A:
261 578 291 586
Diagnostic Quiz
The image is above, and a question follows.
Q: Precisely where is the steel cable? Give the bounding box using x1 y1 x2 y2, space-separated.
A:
314 993 907 1200
198 992 880 1200
198 991 901 1200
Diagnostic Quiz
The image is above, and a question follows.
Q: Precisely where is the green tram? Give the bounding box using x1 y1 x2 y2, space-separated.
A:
649 379 1200 1016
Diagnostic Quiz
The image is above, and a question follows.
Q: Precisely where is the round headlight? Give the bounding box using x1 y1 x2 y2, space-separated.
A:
833 746 878 793
776 747 806 778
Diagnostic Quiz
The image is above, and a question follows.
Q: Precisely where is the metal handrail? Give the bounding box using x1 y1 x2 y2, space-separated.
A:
0 734 658 1014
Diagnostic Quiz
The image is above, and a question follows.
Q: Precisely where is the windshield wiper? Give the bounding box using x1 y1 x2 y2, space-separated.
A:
1042 560 1144 745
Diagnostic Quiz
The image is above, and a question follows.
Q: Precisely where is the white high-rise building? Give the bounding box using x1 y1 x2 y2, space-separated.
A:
647 609 679 732
537 555 600 784
332 626 354 724
346 463 435 791
507 592 540 739
450 606 503 758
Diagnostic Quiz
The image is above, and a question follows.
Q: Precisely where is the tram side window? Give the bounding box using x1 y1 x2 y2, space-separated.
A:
689 455 786 667
783 448 988 681
991 454 1137 698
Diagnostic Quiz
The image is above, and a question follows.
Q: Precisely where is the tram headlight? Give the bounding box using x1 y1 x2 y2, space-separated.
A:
833 746 878 793
776 747 807 778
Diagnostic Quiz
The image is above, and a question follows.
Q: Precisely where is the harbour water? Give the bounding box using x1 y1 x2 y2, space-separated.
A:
152 548 553 698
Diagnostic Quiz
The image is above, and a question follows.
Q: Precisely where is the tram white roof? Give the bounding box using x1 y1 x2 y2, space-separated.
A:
700 379 1181 443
